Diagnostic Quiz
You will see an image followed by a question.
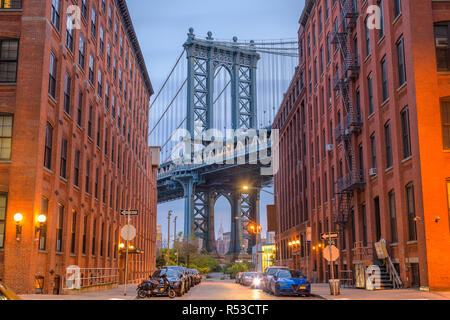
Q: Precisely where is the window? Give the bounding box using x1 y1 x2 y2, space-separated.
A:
361 204 367 247
394 0 402 18
370 133 377 169
108 6 113 29
64 73 71 114
56 205 64 252
441 99 450 150
434 22 450 71
103 175 107 204
367 74 374 115
381 56 389 102
105 82 109 109
91 7 97 39
100 222 104 256
0 38 19 83
389 190 398 243
60 137 68 178
374 197 381 242
396 37 406 86
95 167 99 199
97 69 102 97
85 159 90 194
44 123 53 169
77 91 83 127
107 43 111 67
48 53 57 98
88 105 93 138
39 198 48 251
81 0 87 20
82 215 87 254
378 0 385 39
385 121 393 168
70 210 77 254
364 17 371 56
51 0 60 31
401 107 412 158
78 35 85 69
97 117 101 147
74 149 80 187
0 114 13 160
0 0 22 9
89 54 94 84
406 183 417 241
99 26 104 53
0 193 7 249
65 14 73 51
92 219 97 256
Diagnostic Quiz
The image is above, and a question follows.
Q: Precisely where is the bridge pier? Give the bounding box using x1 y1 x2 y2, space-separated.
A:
174 175 197 238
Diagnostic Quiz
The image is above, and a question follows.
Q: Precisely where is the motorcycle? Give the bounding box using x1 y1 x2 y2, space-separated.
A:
137 274 176 299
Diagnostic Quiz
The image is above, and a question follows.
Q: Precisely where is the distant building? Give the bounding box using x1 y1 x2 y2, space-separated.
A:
216 223 231 255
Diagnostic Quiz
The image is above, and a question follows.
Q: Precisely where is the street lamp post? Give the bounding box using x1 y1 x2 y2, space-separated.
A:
174 216 178 265
167 210 172 266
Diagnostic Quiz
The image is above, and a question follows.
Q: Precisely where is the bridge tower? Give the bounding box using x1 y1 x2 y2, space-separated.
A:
177 28 262 255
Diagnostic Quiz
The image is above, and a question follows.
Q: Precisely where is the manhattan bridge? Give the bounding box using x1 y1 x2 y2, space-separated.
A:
150 28 298 257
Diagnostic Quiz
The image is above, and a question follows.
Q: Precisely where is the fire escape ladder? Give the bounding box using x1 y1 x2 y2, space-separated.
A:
333 0 364 227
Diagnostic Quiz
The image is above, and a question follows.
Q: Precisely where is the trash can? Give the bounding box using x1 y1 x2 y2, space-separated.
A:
329 279 341 296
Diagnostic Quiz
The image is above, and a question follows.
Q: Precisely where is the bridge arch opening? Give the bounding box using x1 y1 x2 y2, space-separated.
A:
214 195 232 255
212 65 232 136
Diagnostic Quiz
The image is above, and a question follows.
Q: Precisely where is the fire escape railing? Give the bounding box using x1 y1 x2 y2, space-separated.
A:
332 0 364 227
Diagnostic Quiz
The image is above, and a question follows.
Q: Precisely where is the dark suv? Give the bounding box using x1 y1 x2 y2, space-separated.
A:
164 266 189 295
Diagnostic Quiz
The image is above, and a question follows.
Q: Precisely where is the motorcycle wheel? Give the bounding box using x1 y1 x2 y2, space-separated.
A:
168 289 176 299
137 289 147 299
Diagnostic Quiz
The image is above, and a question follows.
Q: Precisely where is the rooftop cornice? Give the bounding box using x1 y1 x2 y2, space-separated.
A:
300 0 317 27
115 0 154 97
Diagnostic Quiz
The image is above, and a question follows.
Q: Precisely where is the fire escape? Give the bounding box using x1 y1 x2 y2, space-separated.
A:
332 1 364 228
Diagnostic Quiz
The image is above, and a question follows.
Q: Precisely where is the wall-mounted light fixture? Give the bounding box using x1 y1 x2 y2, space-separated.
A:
14 213 23 241
35 214 47 237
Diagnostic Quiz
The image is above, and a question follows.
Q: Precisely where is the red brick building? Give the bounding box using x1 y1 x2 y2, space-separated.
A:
0 0 159 294
274 0 450 291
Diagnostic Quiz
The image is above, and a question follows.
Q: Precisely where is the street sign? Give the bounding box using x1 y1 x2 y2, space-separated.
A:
323 245 340 262
321 232 339 240
120 225 136 241
120 209 139 216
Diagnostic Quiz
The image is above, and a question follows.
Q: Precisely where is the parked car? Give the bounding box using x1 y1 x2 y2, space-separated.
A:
163 266 189 295
0 280 21 300
250 272 264 289
235 272 243 283
241 272 255 286
269 270 311 297
189 269 201 285
262 266 289 293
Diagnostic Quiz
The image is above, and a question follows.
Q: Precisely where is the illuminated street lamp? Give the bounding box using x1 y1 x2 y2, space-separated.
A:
14 213 23 241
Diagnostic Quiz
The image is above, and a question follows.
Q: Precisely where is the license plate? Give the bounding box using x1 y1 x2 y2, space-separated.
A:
300 287 306 290
159 288 164 292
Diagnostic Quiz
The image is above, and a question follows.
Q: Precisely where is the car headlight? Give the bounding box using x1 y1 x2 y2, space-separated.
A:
253 278 261 285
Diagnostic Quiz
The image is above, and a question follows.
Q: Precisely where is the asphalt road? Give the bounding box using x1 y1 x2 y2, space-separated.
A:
146 280 320 300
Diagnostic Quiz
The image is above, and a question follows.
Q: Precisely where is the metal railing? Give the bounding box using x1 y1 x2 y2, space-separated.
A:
63 267 119 290
336 169 365 193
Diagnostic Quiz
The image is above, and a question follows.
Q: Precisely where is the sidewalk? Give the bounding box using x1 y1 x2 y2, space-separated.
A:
311 283 450 300
20 284 139 300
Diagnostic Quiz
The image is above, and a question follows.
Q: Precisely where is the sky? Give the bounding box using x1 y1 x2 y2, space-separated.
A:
126 0 305 244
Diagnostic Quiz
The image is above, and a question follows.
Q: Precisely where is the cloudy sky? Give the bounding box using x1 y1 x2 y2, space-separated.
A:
127 0 305 244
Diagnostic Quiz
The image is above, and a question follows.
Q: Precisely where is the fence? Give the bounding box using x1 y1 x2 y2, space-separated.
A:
63 267 119 290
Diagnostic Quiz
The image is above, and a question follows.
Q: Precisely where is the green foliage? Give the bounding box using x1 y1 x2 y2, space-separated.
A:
224 262 249 279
